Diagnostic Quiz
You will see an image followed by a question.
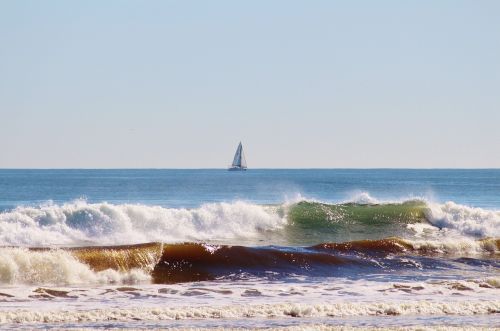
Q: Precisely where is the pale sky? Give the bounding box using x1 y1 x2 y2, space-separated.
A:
1 1 499 168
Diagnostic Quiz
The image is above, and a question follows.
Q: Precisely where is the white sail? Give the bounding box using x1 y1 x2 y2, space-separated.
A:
232 143 242 167
240 145 247 168
230 142 247 170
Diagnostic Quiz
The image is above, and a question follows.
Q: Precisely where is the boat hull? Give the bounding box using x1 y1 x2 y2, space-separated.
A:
228 167 247 171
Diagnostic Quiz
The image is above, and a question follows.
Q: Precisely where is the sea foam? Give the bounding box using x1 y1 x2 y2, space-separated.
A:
0 248 150 285
0 300 497 324
0 200 286 246
0 198 498 247
425 201 500 238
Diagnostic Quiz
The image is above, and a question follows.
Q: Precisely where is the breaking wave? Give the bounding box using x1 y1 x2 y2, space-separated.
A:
151 239 499 284
0 247 153 285
0 239 497 285
0 200 286 246
0 197 498 247
425 201 500 237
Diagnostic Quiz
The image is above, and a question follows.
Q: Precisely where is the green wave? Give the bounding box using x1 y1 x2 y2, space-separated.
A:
280 200 428 244
288 200 427 225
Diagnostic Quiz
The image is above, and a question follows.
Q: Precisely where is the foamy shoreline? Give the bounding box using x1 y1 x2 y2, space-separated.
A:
1 300 498 324
65 327 498 331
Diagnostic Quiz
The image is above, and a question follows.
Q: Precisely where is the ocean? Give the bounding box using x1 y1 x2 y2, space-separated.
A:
0 169 498 330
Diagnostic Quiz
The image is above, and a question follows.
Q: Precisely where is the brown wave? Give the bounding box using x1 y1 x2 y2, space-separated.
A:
314 237 500 256
151 243 350 283
154 239 498 283
24 237 497 284
69 242 164 272
480 238 500 251
312 237 414 254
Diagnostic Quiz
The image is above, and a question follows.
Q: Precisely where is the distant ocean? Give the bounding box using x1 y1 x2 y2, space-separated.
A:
0 169 498 330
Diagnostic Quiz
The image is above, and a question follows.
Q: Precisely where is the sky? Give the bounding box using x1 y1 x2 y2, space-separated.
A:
0 1 499 168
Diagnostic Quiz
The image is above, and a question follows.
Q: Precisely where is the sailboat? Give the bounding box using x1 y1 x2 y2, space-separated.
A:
228 142 247 171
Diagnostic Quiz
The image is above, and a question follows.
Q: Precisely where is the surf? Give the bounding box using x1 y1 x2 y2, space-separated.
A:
0 197 499 247
0 238 497 285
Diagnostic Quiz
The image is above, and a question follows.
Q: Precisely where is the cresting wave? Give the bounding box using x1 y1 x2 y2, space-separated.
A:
0 243 164 285
0 239 498 285
151 239 499 283
0 200 285 246
0 198 499 246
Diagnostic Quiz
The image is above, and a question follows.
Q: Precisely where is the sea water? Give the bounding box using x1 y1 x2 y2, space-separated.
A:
0 169 498 329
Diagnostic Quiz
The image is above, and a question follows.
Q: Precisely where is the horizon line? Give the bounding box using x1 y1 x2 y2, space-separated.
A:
0 167 499 170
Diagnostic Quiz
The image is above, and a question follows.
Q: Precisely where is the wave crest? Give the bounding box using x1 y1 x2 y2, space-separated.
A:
0 198 499 247
0 238 497 286
0 247 151 285
425 201 500 238
0 200 286 246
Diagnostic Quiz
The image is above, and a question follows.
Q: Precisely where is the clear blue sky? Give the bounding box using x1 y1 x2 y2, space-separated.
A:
1 1 499 168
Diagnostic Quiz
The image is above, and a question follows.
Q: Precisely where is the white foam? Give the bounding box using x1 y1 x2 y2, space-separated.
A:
425 201 500 238
346 191 380 204
0 248 150 285
0 198 498 247
0 200 286 246
0 300 497 324
405 237 499 255
343 191 426 205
